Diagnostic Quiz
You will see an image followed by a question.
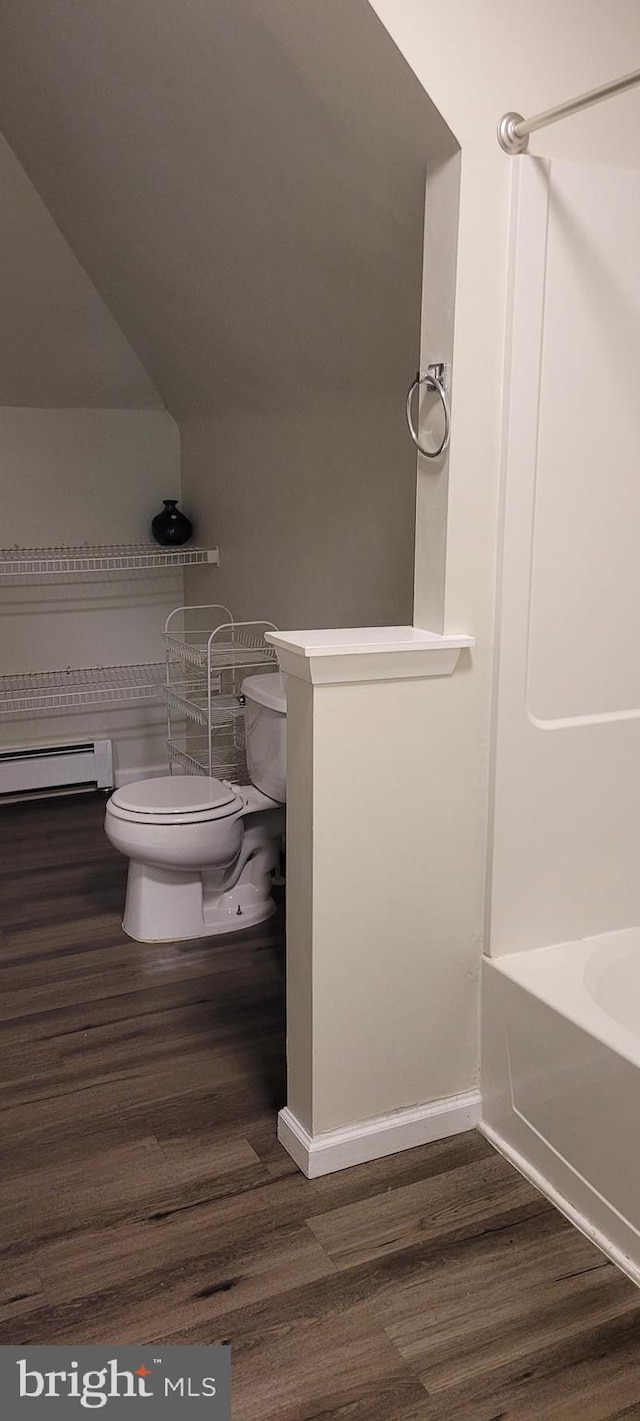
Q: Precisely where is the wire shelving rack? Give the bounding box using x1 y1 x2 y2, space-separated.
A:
164 605 279 781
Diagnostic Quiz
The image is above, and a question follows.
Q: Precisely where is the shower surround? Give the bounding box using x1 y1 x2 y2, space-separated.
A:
483 155 640 1280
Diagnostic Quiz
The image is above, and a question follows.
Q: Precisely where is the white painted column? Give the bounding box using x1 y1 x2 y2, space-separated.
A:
266 626 479 1177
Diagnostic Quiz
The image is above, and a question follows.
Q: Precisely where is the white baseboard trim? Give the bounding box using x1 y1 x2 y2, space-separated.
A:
278 1089 482 1178
480 1120 640 1290
115 763 167 788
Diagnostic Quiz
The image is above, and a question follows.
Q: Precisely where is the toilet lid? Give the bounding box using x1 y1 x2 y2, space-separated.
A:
111 775 243 819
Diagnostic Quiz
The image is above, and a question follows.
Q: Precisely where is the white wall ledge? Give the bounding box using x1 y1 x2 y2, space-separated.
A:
265 625 474 685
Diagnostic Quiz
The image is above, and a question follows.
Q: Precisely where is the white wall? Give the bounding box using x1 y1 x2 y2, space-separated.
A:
303 672 479 1134
413 152 460 633
354 0 640 1099
0 409 182 780
490 157 640 953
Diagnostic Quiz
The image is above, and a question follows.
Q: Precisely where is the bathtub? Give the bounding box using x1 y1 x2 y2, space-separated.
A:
481 929 640 1286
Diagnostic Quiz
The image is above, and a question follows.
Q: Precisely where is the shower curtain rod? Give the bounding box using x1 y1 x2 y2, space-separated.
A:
497 66 640 153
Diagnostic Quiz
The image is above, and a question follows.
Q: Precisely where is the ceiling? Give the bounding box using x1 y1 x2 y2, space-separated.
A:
0 0 455 416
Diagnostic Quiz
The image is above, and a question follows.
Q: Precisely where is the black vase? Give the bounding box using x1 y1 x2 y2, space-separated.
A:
151 499 193 546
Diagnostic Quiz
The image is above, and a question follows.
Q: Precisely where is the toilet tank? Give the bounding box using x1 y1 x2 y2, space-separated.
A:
241 671 286 802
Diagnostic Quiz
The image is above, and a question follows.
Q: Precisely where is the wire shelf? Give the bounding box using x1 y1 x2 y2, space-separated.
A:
0 663 166 715
0 544 219 576
164 630 275 673
164 608 279 780
166 687 245 729
167 740 209 776
167 735 246 781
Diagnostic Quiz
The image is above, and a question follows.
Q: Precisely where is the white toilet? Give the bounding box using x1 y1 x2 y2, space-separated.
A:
105 671 286 942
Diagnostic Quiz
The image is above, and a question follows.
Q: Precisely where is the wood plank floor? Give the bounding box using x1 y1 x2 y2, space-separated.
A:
1 792 640 1418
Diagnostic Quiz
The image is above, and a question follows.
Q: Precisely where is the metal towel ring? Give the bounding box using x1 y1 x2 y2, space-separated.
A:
406 362 450 460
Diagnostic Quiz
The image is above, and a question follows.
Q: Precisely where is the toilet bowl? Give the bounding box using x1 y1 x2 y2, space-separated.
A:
105 671 286 942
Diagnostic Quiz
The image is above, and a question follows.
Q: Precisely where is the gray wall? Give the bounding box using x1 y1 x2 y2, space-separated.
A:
182 397 419 629
0 132 159 408
0 0 458 628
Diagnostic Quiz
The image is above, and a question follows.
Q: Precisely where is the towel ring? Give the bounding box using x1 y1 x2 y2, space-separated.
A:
406 363 450 460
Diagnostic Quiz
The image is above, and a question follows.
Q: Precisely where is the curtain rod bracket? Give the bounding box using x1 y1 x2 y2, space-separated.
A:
497 112 528 154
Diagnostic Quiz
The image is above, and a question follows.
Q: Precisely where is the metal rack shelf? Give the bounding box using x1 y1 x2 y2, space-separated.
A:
166 686 245 729
0 543 220 576
164 607 279 780
167 734 242 780
0 663 166 716
165 632 274 674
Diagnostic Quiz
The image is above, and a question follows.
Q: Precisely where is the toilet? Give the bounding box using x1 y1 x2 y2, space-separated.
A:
105 671 286 942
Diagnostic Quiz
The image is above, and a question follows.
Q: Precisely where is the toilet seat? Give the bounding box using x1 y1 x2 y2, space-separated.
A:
108 775 245 826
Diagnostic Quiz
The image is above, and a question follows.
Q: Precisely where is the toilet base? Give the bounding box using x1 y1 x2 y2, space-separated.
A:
121 822 281 943
122 868 277 941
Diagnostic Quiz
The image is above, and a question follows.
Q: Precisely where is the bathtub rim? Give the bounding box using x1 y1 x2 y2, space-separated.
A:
489 926 640 1072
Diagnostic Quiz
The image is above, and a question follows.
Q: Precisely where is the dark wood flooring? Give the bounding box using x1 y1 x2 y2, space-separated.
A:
1 793 640 1418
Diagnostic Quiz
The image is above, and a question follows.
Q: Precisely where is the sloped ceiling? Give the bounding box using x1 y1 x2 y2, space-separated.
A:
0 132 161 408
0 0 455 417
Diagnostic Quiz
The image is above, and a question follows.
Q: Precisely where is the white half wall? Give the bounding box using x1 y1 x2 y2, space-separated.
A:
0 408 183 781
279 632 480 1161
306 673 481 1132
489 157 640 954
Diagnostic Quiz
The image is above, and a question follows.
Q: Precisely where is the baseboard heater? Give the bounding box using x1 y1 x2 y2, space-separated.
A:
0 740 114 798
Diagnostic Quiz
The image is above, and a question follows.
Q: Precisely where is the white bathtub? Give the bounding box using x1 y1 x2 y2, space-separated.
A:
482 929 640 1286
